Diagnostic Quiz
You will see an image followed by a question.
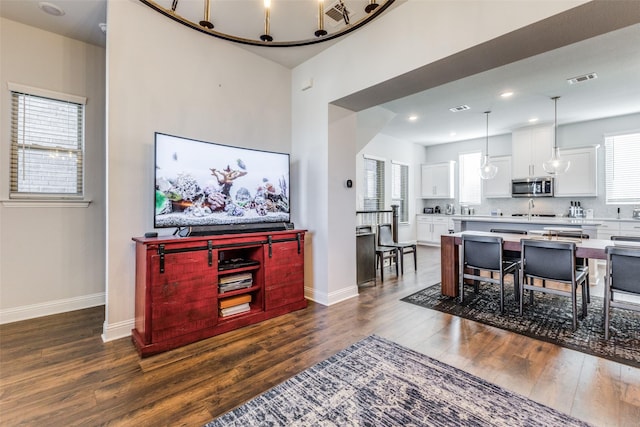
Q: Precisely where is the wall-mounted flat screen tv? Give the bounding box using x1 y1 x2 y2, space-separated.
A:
154 133 290 231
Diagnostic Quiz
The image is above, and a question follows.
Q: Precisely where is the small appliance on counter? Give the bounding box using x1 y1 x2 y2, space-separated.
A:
423 207 434 214
633 208 640 219
445 204 455 215
434 206 441 214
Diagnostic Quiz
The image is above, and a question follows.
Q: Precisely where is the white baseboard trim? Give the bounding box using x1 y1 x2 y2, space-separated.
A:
0 293 105 325
305 285 359 306
101 318 135 342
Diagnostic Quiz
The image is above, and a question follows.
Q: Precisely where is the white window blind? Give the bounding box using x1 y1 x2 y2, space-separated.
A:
391 162 409 222
459 151 481 205
364 157 385 211
10 87 85 198
605 132 640 204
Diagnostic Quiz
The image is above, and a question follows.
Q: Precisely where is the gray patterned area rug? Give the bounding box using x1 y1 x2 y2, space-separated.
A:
401 283 640 368
205 335 590 426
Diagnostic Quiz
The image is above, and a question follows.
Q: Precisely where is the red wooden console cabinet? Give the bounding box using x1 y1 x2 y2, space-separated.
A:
131 230 307 357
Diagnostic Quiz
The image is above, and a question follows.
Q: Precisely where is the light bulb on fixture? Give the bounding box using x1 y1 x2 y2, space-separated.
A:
543 96 570 175
260 0 273 42
480 111 498 180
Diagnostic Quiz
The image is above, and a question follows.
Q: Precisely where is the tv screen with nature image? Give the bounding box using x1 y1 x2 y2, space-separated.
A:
154 133 290 229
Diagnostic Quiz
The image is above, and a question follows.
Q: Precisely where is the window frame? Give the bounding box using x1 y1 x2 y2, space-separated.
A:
458 150 482 205
363 155 385 211
604 130 640 205
7 82 87 202
391 161 409 223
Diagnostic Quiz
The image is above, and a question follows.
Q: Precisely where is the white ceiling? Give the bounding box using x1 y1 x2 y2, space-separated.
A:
377 22 640 145
2 0 639 146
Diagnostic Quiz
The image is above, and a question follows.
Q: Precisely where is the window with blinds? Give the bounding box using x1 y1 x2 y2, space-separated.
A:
10 88 85 198
605 132 640 204
459 151 481 205
391 162 408 223
364 157 385 211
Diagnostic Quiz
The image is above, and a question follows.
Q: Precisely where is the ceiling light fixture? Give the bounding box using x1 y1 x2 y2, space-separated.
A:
543 96 570 175
408 115 418 121
38 2 65 16
479 111 498 180
500 91 514 98
528 117 539 123
139 0 394 47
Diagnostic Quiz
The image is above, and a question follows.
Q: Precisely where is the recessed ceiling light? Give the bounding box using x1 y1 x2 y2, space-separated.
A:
449 105 470 112
500 91 514 98
38 2 65 16
528 117 539 123
450 132 457 137
408 115 418 121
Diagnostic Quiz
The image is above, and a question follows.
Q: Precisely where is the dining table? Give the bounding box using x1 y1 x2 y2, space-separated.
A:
439 231 631 298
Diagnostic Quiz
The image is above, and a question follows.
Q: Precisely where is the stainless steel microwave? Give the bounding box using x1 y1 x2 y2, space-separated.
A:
511 177 554 197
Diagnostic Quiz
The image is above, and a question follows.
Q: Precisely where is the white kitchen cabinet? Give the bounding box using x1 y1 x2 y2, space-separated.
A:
597 220 620 240
421 162 455 199
482 156 512 198
618 221 640 238
416 215 453 245
596 220 640 240
554 146 598 197
511 125 553 178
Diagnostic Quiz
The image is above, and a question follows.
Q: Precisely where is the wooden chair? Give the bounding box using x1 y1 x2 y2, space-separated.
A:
377 223 417 274
375 244 398 282
603 245 640 339
519 239 588 330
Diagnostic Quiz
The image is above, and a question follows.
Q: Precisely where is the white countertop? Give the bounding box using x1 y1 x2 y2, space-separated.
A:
416 214 640 223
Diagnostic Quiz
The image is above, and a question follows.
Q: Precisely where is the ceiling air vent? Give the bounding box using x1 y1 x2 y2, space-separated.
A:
567 73 598 84
449 105 471 112
325 1 352 25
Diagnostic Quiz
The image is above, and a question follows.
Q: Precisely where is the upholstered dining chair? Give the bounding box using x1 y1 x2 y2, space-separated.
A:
377 223 417 274
611 235 640 242
459 234 520 314
603 245 640 339
519 239 588 330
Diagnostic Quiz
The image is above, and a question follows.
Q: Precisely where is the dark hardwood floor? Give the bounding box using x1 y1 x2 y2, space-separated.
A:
1 246 638 426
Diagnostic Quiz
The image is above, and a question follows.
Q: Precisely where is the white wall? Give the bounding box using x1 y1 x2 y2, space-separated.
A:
103 0 292 339
420 113 640 218
0 18 106 323
291 0 586 305
355 133 421 242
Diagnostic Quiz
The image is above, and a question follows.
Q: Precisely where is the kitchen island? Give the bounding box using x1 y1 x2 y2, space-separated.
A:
452 215 602 238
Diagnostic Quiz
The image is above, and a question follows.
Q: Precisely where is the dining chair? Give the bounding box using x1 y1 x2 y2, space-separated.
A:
374 237 399 282
459 234 520 314
490 229 527 264
519 239 588 330
611 235 640 242
555 232 591 303
377 224 417 274
603 245 640 339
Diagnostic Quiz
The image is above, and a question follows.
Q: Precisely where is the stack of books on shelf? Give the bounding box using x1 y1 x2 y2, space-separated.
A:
218 272 253 293
219 294 251 317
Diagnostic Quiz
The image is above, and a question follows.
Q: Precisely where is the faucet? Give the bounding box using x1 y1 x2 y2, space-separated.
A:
528 198 535 221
